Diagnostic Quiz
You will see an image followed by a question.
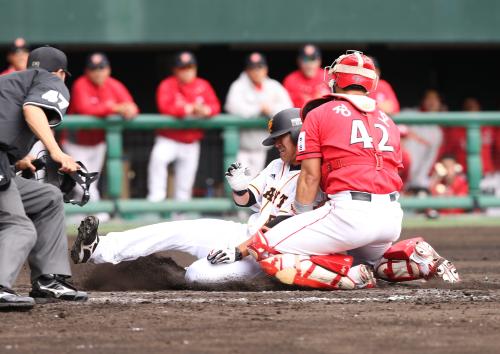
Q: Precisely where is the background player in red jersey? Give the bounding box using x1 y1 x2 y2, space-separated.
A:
283 44 330 109
0 38 29 76
368 56 400 115
63 53 139 206
148 51 220 202
440 97 494 176
209 51 460 289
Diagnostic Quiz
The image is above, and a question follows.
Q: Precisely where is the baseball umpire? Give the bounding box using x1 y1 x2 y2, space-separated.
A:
0 46 87 311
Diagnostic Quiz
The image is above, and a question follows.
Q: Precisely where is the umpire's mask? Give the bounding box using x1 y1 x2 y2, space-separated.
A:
21 155 99 206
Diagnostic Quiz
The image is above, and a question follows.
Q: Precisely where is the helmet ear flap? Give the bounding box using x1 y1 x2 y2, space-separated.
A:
290 127 301 145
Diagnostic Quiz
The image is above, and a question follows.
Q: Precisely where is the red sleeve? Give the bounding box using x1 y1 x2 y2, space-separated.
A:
111 79 134 103
156 78 187 117
201 80 221 116
385 82 400 114
296 108 322 160
399 148 411 184
283 73 301 108
111 78 140 113
70 78 114 117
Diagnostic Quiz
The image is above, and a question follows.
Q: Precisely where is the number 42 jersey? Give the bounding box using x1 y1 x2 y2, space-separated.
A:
297 93 403 195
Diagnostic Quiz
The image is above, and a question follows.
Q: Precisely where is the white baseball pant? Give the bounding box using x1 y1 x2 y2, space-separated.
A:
261 191 404 266
147 136 200 201
89 218 263 283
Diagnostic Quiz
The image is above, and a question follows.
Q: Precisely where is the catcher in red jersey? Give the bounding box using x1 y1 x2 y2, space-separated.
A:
209 50 460 289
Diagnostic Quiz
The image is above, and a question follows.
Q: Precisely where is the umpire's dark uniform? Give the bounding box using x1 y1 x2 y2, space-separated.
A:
0 47 86 307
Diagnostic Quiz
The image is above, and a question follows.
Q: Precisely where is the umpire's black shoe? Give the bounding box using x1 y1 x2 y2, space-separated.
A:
71 215 100 264
29 275 88 302
0 286 35 311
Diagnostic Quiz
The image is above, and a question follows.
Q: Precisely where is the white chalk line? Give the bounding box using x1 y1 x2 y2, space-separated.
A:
88 291 496 305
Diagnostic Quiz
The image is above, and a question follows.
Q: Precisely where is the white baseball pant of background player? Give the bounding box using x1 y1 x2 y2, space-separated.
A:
261 192 403 265
404 125 443 190
89 218 263 283
147 136 200 201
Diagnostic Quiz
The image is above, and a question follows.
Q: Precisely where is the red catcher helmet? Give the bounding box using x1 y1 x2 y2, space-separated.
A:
326 50 378 93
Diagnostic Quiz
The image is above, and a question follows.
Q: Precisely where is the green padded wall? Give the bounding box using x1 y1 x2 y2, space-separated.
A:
1 0 500 44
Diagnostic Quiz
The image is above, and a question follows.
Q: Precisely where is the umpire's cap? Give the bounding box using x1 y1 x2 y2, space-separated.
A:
28 46 71 76
262 108 303 146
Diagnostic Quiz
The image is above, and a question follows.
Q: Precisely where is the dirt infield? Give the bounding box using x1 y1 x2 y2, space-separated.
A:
2 226 500 354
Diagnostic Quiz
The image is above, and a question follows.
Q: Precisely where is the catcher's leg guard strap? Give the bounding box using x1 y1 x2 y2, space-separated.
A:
258 253 357 290
376 259 423 282
247 230 278 261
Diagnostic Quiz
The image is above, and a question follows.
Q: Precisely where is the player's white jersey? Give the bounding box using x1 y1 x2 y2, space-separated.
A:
246 158 323 235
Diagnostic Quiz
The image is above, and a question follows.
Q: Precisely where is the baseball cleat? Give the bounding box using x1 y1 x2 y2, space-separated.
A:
356 264 377 289
29 275 88 302
71 215 100 264
413 241 461 283
0 286 35 311
431 258 460 284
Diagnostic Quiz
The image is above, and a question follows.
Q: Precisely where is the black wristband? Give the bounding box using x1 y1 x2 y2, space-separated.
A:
233 189 247 196
235 248 243 261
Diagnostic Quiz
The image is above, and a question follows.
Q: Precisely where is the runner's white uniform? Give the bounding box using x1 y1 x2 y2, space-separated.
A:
89 159 318 283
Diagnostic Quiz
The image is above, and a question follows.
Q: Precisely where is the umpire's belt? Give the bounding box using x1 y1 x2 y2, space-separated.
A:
328 191 399 202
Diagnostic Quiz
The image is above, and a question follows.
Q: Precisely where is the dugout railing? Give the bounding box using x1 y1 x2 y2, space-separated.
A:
58 113 500 215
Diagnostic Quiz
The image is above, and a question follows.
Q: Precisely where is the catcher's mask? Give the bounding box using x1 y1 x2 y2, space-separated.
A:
20 155 99 206
324 50 378 94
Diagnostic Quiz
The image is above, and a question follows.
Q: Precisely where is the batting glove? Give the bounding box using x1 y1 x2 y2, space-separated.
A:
225 162 252 192
207 247 243 265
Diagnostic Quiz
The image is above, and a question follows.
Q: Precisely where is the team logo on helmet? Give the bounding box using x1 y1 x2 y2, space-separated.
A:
291 118 302 127
267 119 273 132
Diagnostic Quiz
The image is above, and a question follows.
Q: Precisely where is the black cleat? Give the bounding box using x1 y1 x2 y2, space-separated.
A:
71 215 100 264
30 275 88 302
0 286 35 311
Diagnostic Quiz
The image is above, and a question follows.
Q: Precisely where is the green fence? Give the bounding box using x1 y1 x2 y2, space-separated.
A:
59 113 500 215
